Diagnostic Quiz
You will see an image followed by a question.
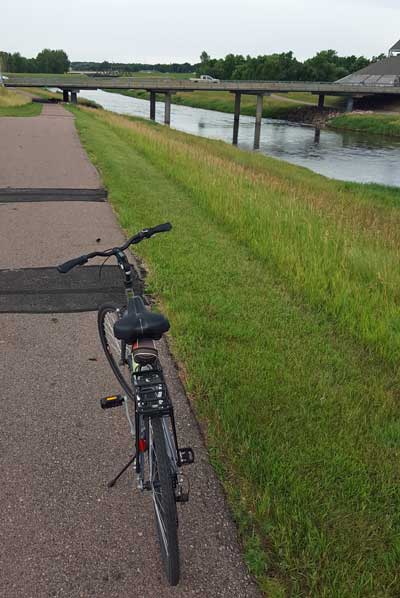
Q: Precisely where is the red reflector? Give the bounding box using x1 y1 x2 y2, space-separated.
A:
138 438 147 452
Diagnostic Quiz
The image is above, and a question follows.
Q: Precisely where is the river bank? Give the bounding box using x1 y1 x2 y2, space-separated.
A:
70 103 400 597
327 111 400 138
79 83 400 139
106 88 343 124
76 88 400 187
108 88 400 137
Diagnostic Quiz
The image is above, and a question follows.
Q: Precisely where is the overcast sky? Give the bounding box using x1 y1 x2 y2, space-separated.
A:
2 0 399 63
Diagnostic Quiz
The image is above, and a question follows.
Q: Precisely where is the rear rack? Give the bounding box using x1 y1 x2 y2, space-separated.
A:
133 369 172 416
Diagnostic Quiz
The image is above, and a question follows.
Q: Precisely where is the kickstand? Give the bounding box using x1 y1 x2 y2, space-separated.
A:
107 453 136 488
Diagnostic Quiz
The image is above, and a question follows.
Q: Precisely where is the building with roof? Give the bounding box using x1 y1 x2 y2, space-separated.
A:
336 40 400 86
389 40 400 57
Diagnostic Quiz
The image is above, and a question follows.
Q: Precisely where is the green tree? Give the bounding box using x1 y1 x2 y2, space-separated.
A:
200 51 210 64
36 49 69 73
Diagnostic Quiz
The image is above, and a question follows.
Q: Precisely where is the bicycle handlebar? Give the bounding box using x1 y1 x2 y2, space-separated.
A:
57 222 172 273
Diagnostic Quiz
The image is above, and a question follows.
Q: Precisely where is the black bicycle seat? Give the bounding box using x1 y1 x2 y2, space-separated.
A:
114 296 170 343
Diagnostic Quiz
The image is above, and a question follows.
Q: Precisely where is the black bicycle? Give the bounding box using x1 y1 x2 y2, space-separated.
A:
57 223 194 586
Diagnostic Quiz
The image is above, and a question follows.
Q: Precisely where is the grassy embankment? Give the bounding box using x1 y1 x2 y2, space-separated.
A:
71 105 400 596
328 113 400 138
0 87 42 116
108 87 344 120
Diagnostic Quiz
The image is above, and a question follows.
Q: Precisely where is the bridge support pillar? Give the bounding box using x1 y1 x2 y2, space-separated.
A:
62 89 69 103
318 94 325 111
233 92 241 145
150 91 156 120
254 94 264 150
346 96 354 112
164 92 171 125
71 91 78 104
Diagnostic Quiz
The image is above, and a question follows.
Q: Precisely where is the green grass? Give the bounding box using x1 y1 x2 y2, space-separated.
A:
328 113 400 138
71 106 400 596
0 88 41 116
0 103 42 116
106 88 344 119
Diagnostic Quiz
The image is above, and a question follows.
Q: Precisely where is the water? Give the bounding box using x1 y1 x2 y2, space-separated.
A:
76 89 400 187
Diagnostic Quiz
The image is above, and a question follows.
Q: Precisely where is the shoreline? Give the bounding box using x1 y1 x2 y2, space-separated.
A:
106 88 400 138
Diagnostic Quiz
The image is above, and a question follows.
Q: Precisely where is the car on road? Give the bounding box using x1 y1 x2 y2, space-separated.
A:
189 74 220 83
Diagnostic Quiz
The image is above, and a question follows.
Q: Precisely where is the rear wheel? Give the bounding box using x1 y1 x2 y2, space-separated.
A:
150 417 180 585
98 303 133 396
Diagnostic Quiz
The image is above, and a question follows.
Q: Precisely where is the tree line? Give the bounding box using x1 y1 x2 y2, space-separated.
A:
197 50 386 81
1 48 387 81
0 49 70 74
73 49 385 81
71 61 195 74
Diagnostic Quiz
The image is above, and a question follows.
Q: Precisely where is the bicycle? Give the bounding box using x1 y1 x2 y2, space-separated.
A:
57 222 194 586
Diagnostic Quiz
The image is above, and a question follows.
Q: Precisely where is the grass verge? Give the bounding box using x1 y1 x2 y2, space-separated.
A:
71 106 400 596
328 113 400 138
0 87 42 116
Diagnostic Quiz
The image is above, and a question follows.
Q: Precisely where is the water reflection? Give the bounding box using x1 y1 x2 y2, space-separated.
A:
75 89 400 187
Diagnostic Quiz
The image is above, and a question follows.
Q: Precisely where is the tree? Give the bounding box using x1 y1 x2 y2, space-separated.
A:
200 51 210 64
35 49 69 74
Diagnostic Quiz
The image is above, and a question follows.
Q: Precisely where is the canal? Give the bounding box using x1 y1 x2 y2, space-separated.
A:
76 89 400 187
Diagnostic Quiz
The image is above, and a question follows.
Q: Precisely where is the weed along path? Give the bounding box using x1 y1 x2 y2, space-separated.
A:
0 105 260 597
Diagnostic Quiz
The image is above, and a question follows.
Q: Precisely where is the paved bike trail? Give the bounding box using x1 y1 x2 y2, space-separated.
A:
0 104 261 597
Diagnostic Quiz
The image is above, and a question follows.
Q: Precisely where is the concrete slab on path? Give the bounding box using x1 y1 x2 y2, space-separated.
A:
0 104 103 190
0 201 126 269
0 188 107 203
0 266 139 313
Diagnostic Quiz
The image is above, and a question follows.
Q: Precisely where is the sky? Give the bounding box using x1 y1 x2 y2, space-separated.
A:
2 0 399 64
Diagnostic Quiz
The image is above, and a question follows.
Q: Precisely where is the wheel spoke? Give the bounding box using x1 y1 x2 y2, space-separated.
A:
149 418 179 584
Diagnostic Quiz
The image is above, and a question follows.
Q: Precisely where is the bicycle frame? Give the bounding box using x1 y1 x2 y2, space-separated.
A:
113 250 184 488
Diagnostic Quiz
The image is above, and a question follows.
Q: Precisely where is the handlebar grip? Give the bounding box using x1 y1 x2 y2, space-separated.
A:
146 222 172 237
57 255 88 273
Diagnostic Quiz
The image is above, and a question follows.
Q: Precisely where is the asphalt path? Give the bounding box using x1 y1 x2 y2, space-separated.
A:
0 105 260 597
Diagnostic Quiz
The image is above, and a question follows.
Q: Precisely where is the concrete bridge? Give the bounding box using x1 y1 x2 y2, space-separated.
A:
6 76 400 149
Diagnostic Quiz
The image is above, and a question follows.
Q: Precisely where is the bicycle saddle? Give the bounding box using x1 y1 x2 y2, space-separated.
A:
114 296 170 343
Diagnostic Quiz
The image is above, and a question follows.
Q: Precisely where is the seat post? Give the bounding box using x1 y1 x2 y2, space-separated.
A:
115 250 135 298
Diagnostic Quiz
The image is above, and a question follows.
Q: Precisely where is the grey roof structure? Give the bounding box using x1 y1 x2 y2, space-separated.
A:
389 39 400 56
336 55 400 86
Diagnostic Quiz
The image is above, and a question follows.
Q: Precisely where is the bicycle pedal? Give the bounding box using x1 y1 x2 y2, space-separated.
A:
178 447 195 465
100 394 124 410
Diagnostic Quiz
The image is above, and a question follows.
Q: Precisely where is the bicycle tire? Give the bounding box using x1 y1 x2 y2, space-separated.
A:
150 416 180 585
98 303 133 397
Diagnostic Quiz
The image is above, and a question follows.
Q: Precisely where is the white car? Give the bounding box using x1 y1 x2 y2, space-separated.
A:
189 74 220 83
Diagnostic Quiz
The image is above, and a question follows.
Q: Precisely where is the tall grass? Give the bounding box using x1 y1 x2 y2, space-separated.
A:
93 111 400 364
72 106 400 596
0 88 41 116
328 113 400 138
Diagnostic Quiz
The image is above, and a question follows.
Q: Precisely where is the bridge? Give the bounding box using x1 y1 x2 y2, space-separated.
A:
6 76 400 149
